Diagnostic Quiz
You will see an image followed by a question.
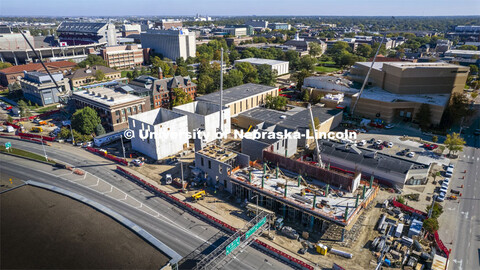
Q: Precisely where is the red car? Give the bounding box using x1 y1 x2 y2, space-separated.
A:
376 144 384 150
423 143 438 150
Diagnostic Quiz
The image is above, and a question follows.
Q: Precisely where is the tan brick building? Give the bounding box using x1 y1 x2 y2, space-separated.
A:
67 66 122 89
101 45 144 70
0 61 76 86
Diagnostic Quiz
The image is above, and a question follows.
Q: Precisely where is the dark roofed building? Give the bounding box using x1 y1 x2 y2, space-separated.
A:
317 140 431 188
67 65 122 89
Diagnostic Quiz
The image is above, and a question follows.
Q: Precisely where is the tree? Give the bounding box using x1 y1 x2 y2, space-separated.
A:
150 56 172 77
292 69 311 90
469 65 479 75
7 115 13 123
298 55 316 71
426 202 443 219
309 42 324 57
17 100 30 117
235 62 258 83
458 45 478 51
229 50 241 62
257 64 277 86
77 54 107 68
432 135 438 143
175 66 189 77
396 196 405 204
224 69 244 88
95 70 105 81
431 171 441 184
415 103 432 129
265 96 287 110
303 89 310 102
0 62 13 69
441 93 473 128
72 107 101 135
444 132 466 156
95 124 106 136
171 88 193 107
356 44 373 58
423 218 439 233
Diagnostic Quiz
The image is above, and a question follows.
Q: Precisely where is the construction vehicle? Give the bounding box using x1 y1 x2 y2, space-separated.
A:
31 127 43 133
274 217 284 230
39 120 47 125
192 190 206 201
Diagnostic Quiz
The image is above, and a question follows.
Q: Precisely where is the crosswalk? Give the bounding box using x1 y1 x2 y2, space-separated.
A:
462 155 480 161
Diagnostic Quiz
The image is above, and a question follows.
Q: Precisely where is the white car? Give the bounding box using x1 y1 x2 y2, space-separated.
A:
407 152 415 158
132 159 144 166
357 140 367 146
376 140 383 145
387 142 394 148
440 187 448 194
385 124 395 129
437 192 446 202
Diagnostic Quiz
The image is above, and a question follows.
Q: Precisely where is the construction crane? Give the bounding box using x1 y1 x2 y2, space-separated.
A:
308 103 324 168
351 34 387 116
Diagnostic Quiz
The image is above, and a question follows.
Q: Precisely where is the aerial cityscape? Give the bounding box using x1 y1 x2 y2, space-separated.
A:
0 1 479 269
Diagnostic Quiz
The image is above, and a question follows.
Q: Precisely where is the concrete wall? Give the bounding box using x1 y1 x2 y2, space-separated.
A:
141 30 196 60
129 109 189 160
172 101 231 143
228 89 278 117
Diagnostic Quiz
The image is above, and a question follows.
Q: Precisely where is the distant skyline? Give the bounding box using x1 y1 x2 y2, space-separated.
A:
1 0 479 17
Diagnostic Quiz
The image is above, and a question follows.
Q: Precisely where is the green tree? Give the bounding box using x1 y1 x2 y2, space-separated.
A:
303 89 310 102
7 115 13 123
150 56 172 77
171 88 193 107
229 50 241 62
444 132 466 156
458 45 478 51
426 202 443 219
175 66 189 77
432 135 438 143
415 103 432 129
235 62 258 83
257 64 277 86
298 55 317 71
292 69 311 90
17 100 30 117
441 93 473 128
0 62 13 69
396 196 405 204
95 70 105 81
309 42 324 57
72 107 101 135
77 54 107 68
469 65 479 75
224 69 244 88
95 124 106 136
423 218 439 233
197 74 214 94
265 95 287 110
356 44 373 58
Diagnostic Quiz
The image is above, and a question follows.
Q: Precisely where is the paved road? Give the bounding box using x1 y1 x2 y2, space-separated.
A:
440 146 480 270
0 142 290 270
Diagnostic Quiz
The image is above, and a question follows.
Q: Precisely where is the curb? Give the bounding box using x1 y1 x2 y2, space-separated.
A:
0 150 54 165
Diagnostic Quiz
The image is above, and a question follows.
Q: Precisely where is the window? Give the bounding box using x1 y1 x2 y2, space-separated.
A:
251 98 253 108
234 103 237 114
201 157 204 166
277 142 279 150
208 160 211 169
127 107 131 114
219 165 223 173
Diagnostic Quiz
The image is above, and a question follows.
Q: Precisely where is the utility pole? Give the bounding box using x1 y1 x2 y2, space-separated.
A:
180 161 185 193
40 135 48 161
68 123 75 145
351 34 386 116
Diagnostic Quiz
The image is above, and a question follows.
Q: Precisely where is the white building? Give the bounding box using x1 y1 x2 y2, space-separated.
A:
128 108 189 160
140 29 196 60
172 101 230 143
234 58 289 76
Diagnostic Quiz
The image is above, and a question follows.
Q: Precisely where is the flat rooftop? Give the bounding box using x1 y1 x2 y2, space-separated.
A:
196 83 277 105
445 49 480 55
358 87 450 106
235 58 289 65
354 61 464 71
239 105 342 130
173 101 224 116
197 144 238 163
129 108 185 126
0 185 170 269
230 167 373 225
73 87 143 106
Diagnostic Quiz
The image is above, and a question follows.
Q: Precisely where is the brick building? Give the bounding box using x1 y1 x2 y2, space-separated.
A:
101 45 144 70
0 61 76 86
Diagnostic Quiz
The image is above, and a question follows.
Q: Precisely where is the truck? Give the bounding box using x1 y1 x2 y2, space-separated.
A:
6 126 15 133
31 127 43 133
191 190 206 201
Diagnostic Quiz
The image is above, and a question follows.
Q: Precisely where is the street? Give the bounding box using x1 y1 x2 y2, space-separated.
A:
0 140 291 270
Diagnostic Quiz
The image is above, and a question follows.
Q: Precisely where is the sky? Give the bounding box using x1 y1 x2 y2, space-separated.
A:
1 0 479 17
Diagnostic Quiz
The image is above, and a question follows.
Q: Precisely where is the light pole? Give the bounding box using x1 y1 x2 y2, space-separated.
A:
40 135 48 161
68 124 75 145
120 134 126 160
180 161 185 193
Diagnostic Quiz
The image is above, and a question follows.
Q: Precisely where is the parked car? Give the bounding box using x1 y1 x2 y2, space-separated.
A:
132 159 144 167
375 140 382 145
406 152 415 158
357 140 367 146
385 124 395 129
387 142 394 148
82 142 93 148
368 138 376 144
398 150 407 156
376 144 385 150
437 192 446 202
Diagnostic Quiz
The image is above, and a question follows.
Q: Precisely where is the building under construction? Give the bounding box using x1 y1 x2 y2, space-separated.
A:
195 144 378 235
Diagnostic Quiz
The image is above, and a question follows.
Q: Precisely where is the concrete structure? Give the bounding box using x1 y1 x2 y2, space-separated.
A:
141 29 195 60
224 27 248 37
101 45 144 69
72 87 147 132
172 101 230 143
0 61 76 86
128 108 189 160
349 62 469 95
436 40 453 53
444 49 480 59
196 83 278 117
246 20 269 30
317 140 431 188
234 105 343 147
241 123 298 161
20 71 70 106
0 182 180 270
194 144 374 231
234 58 289 76
0 26 34 50
57 22 117 46
67 66 122 89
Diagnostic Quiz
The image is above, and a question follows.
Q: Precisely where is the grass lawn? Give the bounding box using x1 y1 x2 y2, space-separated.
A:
35 104 60 114
121 70 133 78
315 66 341 73
0 145 55 164
317 61 336 66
